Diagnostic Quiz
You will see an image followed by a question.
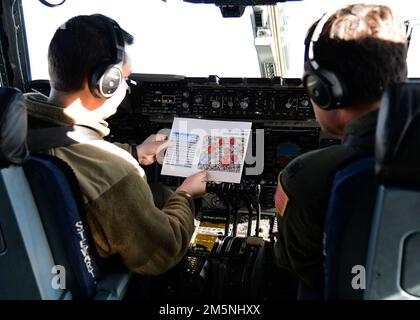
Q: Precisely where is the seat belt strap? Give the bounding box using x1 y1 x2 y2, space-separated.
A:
27 125 103 153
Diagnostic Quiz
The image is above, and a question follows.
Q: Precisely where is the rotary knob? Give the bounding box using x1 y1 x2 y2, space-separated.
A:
194 96 203 104
301 98 310 107
212 100 221 109
240 101 249 109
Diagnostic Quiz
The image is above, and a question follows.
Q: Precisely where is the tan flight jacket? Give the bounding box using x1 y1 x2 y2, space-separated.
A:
24 93 195 275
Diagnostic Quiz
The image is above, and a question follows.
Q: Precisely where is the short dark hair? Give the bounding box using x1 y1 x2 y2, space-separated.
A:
314 4 408 106
48 14 134 92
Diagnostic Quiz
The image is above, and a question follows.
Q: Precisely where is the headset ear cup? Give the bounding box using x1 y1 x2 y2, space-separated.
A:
89 64 107 98
303 12 348 110
318 68 346 109
87 15 125 99
304 66 347 110
89 65 123 99
98 65 123 98
303 61 333 110
305 73 332 109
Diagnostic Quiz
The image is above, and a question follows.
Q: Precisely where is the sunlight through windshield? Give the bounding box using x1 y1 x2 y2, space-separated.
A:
22 0 420 79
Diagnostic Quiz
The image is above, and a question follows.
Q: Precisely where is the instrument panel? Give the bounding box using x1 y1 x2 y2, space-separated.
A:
108 74 341 212
131 75 314 121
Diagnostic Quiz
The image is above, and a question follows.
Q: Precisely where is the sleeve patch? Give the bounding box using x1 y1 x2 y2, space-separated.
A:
275 174 289 217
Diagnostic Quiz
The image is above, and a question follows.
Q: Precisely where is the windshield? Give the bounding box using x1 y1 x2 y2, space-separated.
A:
277 0 420 78
22 0 420 80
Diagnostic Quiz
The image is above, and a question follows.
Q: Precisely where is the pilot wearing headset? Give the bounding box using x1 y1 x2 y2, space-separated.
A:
274 4 407 296
24 14 207 275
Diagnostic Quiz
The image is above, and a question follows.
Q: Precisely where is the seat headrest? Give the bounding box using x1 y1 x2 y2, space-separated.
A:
0 87 28 167
376 82 420 186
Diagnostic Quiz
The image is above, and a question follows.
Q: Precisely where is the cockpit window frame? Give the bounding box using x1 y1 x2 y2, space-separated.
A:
0 0 31 89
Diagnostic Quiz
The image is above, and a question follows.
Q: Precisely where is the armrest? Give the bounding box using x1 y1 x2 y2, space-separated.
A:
95 272 132 300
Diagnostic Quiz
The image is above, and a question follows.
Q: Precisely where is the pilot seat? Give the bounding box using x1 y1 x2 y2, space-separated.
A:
0 86 131 300
365 82 420 300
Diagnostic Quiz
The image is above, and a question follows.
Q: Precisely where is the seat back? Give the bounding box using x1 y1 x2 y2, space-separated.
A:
365 82 420 300
23 153 131 300
324 157 376 300
0 86 130 299
0 87 65 299
0 166 67 299
366 186 420 299
23 154 102 299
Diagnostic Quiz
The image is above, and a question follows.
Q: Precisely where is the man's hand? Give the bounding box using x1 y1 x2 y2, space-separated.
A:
136 134 171 166
177 171 208 199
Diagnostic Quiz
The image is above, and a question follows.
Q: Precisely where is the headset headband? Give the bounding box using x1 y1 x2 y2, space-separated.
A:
305 9 340 69
92 14 125 65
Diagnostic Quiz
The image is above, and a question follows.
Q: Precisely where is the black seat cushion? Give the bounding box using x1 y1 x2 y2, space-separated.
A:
376 82 420 187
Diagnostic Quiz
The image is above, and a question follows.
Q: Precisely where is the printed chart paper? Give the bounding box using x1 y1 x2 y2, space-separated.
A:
161 118 252 183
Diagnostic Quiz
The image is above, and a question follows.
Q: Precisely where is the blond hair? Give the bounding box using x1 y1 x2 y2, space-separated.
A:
323 4 406 43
